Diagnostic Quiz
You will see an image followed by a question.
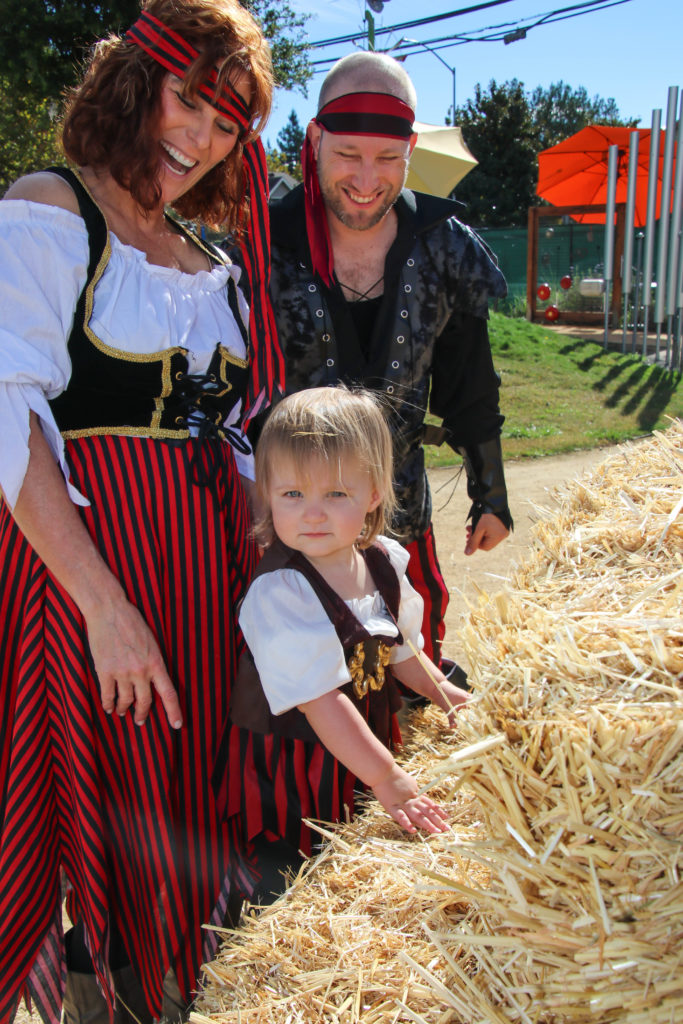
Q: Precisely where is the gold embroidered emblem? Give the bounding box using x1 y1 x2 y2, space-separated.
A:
370 642 391 691
349 643 368 699
349 641 391 700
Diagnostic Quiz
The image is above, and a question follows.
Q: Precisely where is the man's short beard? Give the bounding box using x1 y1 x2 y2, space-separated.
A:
318 174 404 232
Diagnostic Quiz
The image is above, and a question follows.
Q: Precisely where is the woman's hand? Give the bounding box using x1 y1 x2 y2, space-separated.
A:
12 413 182 729
371 764 449 835
83 596 182 728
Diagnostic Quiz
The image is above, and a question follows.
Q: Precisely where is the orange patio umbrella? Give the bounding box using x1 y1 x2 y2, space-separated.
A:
536 125 667 225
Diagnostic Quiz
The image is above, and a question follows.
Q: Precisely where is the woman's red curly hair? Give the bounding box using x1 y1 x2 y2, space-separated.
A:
61 0 273 232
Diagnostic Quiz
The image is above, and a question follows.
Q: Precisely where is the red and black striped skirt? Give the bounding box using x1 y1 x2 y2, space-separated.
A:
0 434 255 1024
215 716 402 880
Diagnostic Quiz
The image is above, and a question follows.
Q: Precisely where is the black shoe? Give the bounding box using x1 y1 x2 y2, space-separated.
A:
440 658 470 691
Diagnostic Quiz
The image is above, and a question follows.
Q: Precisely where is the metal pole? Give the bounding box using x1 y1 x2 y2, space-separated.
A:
642 109 661 358
665 92 683 370
632 232 644 352
676 228 683 372
403 38 456 122
365 7 376 49
654 86 679 360
603 144 619 349
622 131 639 352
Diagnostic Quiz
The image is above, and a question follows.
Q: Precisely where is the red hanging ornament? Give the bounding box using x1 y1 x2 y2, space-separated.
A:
537 283 551 301
544 305 560 322
560 275 573 290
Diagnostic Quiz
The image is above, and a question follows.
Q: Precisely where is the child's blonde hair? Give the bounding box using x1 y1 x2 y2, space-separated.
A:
254 386 396 548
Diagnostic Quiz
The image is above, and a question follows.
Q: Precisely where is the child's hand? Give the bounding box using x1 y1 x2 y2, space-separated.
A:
439 680 470 728
391 653 470 727
371 765 449 835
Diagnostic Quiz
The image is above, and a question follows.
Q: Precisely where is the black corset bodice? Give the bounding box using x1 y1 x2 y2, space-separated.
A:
46 167 249 442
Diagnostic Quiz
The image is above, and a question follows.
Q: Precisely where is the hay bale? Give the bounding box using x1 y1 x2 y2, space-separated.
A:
195 423 683 1024
429 702 683 1024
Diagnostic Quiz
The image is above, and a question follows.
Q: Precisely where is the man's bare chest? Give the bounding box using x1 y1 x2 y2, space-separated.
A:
333 250 387 302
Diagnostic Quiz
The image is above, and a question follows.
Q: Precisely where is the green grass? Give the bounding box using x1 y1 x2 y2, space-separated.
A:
425 313 683 468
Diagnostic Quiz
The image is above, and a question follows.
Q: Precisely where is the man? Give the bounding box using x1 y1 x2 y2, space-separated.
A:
267 51 512 671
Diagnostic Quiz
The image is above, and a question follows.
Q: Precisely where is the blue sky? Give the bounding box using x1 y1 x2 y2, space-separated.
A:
264 0 682 149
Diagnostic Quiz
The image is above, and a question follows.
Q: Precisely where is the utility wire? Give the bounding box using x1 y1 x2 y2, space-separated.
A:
389 0 632 47
308 0 632 69
310 0 630 50
309 0 519 48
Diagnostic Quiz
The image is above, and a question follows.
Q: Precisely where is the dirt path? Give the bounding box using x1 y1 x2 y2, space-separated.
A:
430 446 611 673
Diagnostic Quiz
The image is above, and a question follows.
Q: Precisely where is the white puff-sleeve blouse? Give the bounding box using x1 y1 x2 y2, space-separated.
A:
238 536 425 715
0 200 253 509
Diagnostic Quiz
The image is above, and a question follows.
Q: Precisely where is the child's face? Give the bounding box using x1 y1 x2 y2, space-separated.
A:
267 452 382 569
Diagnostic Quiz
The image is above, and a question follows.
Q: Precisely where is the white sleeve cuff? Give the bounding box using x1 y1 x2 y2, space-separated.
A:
0 383 89 509
239 569 351 714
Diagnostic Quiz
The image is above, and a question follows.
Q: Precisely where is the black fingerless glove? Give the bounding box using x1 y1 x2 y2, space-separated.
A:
455 437 513 533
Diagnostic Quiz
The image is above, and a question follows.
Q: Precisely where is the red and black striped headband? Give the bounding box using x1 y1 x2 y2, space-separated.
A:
126 9 284 418
126 10 251 130
302 91 415 287
314 92 415 139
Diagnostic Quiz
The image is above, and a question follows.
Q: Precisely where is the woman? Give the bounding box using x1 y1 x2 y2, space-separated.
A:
0 1 282 1021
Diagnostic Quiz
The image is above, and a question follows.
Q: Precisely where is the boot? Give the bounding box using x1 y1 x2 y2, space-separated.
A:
63 966 153 1024
160 970 189 1023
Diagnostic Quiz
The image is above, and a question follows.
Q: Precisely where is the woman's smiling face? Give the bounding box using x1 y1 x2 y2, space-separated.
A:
155 73 249 203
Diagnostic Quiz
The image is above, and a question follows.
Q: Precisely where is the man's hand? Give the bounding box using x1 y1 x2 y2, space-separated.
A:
465 512 510 555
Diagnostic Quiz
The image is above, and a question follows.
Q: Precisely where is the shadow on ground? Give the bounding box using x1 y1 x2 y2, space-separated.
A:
553 329 681 431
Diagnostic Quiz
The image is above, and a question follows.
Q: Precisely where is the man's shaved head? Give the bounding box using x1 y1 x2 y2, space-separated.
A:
318 51 417 113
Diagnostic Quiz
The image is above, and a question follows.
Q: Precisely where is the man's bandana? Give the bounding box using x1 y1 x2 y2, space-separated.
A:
126 10 284 417
302 92 416 287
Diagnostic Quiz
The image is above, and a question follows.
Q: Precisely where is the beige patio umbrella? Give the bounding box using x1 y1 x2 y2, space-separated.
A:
406 121 478 197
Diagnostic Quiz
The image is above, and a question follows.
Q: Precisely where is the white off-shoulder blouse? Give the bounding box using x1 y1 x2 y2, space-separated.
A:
238 536 425 715
0 200 253 509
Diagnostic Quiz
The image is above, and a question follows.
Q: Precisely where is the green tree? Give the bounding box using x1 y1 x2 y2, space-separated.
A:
0 76 61 195
453 80 538 228
265 144 290 175
452 79 636 227
530 81 637 152
244 0 311 93
0 0 311 105
2 0 140 103
276 109 304 178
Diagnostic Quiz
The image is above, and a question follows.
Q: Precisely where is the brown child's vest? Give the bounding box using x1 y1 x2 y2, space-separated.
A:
229 538 404 747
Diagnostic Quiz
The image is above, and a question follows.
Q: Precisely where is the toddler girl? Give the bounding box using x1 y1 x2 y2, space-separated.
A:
221 387 469 898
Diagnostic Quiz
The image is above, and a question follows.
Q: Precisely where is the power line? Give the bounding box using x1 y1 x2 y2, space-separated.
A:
309 0 519 48
307 0 633 70
309 0 631 51
390 0 632 47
